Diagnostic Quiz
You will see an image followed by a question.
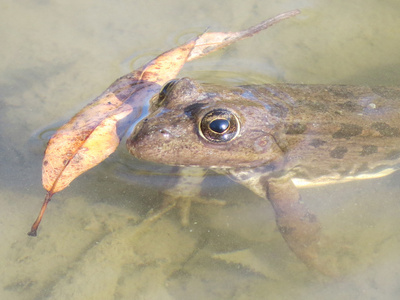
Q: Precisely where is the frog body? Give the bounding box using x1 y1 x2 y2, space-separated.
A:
127 78 400 274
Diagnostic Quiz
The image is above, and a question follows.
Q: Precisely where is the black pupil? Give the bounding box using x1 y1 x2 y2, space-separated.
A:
209 119 229 133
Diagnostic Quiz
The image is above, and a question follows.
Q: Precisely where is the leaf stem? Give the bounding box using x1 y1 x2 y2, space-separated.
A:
28 191 53 236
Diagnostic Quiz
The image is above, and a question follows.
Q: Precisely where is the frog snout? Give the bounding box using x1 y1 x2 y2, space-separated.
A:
127 121 173 152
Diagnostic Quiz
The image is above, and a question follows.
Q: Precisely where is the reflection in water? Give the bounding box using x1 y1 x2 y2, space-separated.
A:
1 0 400 299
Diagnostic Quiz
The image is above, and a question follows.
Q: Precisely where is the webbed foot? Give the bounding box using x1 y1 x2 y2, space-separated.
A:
162 193 226 226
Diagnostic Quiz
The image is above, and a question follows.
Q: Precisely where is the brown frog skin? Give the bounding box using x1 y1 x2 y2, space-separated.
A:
127 78 400 275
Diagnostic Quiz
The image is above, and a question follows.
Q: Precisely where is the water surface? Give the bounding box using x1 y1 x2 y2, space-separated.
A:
1 0 400 299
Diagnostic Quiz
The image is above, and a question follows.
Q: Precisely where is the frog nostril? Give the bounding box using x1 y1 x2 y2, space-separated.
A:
159 128 171 139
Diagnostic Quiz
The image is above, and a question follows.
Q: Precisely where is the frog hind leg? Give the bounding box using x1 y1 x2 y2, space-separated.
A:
229 168 337 276
265 177 338 276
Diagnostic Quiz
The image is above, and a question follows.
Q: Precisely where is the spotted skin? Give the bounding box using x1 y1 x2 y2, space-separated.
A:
128 78 400 274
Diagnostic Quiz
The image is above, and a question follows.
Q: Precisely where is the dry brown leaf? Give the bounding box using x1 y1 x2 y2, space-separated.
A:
28 10 300 236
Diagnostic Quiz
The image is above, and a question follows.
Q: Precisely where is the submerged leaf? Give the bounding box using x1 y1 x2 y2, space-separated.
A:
29 10 300 236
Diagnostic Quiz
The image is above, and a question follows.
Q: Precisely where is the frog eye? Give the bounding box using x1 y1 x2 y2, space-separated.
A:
199 109 240 143
157 79 178 106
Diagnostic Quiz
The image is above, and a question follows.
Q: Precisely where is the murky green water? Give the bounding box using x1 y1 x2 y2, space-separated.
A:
1 0 400 299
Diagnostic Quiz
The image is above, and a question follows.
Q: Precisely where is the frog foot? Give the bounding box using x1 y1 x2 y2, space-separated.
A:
162 194 226 227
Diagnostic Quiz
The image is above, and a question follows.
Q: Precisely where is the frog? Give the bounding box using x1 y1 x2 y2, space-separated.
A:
127 77 400 274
